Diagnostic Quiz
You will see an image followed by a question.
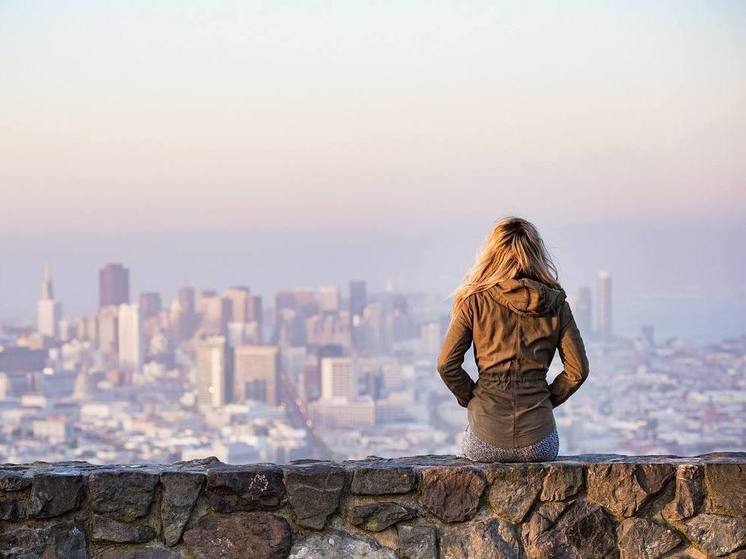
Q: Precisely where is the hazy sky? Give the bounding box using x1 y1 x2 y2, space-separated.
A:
1 2 745 338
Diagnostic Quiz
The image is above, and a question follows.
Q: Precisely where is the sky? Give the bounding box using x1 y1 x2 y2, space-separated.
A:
0 1 745 339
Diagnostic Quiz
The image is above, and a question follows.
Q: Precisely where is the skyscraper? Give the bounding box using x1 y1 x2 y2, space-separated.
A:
99 263 130 309
234 345 280 405
319 285 340 312
320 357 356 400
37 264 61 338
596 271 613 341
224 286 252 323
349 280 367 349
196 336 233 408
118 304 143 372
138 292 162 319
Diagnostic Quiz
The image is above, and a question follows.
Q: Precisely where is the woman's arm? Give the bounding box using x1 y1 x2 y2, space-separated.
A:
437 301 476 407
549 301 590 408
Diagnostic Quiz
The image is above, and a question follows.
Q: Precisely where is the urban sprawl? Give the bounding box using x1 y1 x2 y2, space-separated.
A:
0 264 743 464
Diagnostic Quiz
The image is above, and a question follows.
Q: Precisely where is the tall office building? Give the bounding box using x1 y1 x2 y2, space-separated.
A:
596 271 613 341
196 336 233 408
320 357 356 400
138 292 162 319
198 290 230 335
575 286 593 337
234 345 280 405
37 264 62 338
319 285 340 312
224 286 252 323
118 304 143 371
99 263 130 308
349 280 367 349
177 286 196 315
97 305 119 358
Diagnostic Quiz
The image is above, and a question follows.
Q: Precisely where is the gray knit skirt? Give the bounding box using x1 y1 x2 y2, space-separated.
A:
460 424 560 462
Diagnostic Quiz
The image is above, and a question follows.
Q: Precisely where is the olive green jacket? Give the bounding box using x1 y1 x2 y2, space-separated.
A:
437 278 590 448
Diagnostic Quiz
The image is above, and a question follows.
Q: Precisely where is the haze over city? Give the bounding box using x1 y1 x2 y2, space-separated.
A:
1 1 745 343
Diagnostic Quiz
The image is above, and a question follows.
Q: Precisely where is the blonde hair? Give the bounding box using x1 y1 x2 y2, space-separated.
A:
451 216 560 312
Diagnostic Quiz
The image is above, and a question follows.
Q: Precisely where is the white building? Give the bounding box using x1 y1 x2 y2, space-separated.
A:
37 264 62 339
321 357 356 400
118 303 144 372
318 285 340 312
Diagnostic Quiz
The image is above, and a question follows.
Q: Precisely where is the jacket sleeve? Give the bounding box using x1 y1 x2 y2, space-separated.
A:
437 300 476 407
549 301 590 408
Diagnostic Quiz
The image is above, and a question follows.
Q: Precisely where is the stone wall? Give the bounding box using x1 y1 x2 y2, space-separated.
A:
0 453 744 558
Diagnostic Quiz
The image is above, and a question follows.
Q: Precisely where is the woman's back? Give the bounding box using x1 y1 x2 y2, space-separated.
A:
437 277 589 449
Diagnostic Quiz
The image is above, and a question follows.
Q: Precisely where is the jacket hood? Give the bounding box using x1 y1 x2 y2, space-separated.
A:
489 278 566 316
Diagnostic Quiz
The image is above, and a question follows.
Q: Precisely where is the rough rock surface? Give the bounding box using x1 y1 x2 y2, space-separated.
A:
704 463 745 517
418 466 485 522
206 465 285 512
28 471 84 519
397 524 438 559
160 470 205 546
617 517 681 559
682 513 746 557
288 529 397 559
487 464 546 523
284 463 345 529
350 464 417 495
88 469 158 522
540 463 584 501
0 453 744 559
182 511 292 559
349 502 418 531
91 514 156 543
441 518 521 559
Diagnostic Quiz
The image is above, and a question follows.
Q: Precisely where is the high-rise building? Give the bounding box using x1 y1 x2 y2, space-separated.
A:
575 286 593 337
138 292 162 319
97 305 119 358
177 286 196 315
596 271 613 341
319 285 340 312
320 357 356 400
118 304 143 372
234 345 280 405
196 336 233 408
99 263 130 308
224 286 252 323
349 280 367 349
37 264 61 338
198 290 230 335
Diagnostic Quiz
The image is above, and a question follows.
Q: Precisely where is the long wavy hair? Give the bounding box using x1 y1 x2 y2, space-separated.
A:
451 216 561 312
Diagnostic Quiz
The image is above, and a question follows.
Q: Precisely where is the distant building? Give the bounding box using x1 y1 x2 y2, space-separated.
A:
319 285 340 313
349 280 367 349
234 345 280 405
37 264 61 339
420 322 441 355
224 286 252 323
97 305 119 358
99 263 130 308
118 304 143 372
196 336 233 408
177 286 196 315
309 397 375 428
321 357 356 400
596 271 613 341
0 347 46 373
138 292 162 319
198 291 230 335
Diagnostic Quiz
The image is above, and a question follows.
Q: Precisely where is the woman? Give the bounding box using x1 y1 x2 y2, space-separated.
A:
437 216 590 462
